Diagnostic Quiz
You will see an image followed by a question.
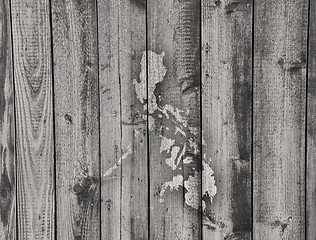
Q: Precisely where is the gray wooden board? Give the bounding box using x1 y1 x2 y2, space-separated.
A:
253 0 308 239
147 0 202 239
201 0 252 239
10 0 55 238
51 0 100 239
0 0 16 238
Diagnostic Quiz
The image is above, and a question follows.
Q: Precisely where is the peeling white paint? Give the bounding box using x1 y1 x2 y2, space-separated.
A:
148 115 155 131
103 145 132 177
184 171 200 209
202 161 217 209
176 144 186 166
188 138 199 155
160 136 175 153
159 175 183 202
162 104 188 127
148 51 166 113
165 146 180 170
133 52 147 103
183 156 193 164
132 49 217 210
175 126 186 136
134 51 166 114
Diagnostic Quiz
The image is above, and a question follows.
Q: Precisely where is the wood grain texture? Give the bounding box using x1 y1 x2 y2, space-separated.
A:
119 0 148 239
51 0 100 239
307 0 316 238
0 0 16 238
147 0 202 239
98 0 121 239
201 0 252 239
10 0 55 238
253 0 308 239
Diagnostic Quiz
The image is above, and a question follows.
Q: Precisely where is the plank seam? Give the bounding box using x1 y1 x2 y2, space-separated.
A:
145 0 150 239
199 0 203 238
47 0 57 238
118 5 123 238
305 0 311 238
251 0 255 239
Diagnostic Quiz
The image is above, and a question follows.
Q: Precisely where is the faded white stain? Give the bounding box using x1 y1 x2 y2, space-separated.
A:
160 136 175 153
103 145 132 177
159 175 183 203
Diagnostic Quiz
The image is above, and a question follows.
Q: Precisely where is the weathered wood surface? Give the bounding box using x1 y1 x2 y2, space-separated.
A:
201 0 252 239
0 0 15 239
51 0 100 239
10 0 55 238
147 0 202 239
3 0 316 239
307 0 316 239
253 0 308 239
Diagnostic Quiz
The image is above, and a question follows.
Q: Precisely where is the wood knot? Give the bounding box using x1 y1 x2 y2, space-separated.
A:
64 114 73 124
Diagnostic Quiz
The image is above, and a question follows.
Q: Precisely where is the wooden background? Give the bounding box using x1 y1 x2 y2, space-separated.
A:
0 0 314 239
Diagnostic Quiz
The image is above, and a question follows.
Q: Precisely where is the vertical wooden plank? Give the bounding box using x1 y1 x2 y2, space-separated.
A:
98 0 121 239
0 0 15 239
201 0 252 239
253 0 308 239
98 0 148 238
147 0 202 239
10 0 55 238
307 0 316 238
51 0 100 239
119 0 148 239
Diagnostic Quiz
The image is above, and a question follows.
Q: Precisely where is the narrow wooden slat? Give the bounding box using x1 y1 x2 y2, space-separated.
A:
10 0 55 238
51 0 100 239
201 0 252 239
253 0 308 239
307 0 316 238
119 0 148 239
0 0 16 238
98 0 147 238
98 0 121 239
147 0 202 239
